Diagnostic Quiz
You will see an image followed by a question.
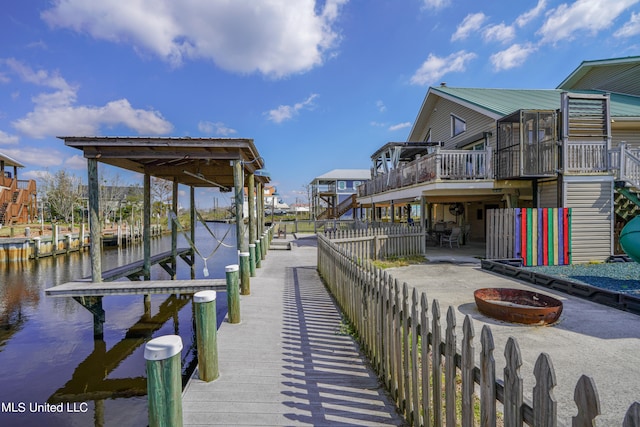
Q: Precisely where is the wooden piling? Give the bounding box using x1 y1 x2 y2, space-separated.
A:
239 252 250 295
255 240 262 268
249 243 257 276
193 291 219 382
144 335 183 427
225 264 240 324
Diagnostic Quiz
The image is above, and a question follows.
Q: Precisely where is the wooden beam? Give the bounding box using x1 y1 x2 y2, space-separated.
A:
143 173 151 278
233 159 244 251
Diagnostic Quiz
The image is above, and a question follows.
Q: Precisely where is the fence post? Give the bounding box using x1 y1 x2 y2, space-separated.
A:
193 291 219 382
225 264 241 323
144 335 183 427
249 244 256 276
239 252 250 295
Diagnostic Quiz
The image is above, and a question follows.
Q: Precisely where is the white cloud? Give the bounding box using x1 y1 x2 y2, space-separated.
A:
3 60 173 138
483 23 516 43
376 100 386 113
516 0 547 27
265 94 319 123
1 146 64 167
451 13 487 41
410 51 477 86
65 155 88 170
198 121 237 136
41 0 348 78
370 121 386 127
490 43 538 71
389 122 411 131
537 0 640 44
615 11 640 37
0 130 19 144
422 0 450 10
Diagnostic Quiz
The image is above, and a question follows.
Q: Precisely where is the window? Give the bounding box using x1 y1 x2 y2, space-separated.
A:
337 181 346 191
353 181 362 190
451 115 466 137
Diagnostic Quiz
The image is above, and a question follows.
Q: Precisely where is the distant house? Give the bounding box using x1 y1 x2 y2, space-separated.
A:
310 169 370 219
357 56 640 263
0 152 37 225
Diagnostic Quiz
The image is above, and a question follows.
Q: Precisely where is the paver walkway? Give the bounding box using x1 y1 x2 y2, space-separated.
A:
183 235 405 426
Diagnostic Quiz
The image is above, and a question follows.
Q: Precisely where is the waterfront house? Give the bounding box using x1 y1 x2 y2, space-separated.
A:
310 169 370 220
357 56 640 263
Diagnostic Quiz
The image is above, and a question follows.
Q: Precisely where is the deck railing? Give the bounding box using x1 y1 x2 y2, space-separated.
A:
564 141 608 173
358 148 492 197
317 233 640 426
609 143 640 187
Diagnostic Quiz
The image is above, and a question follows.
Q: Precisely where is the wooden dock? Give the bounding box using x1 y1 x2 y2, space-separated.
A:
182 236 405 426
45 278 226 297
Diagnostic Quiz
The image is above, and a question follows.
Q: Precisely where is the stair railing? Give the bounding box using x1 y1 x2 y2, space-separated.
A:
611 143 640 187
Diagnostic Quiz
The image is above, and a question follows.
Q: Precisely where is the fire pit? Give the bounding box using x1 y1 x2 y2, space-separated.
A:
474 288 563 325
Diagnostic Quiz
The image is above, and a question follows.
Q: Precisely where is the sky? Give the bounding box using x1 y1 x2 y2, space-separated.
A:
1 0 640 208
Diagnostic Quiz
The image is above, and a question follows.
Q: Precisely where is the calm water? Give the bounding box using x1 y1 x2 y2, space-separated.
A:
0 222 237 427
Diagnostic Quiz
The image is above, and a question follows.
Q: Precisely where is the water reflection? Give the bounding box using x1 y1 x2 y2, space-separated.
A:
0 222 236 426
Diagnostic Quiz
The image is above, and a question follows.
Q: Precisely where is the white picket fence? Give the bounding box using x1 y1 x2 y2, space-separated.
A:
317 233 640 426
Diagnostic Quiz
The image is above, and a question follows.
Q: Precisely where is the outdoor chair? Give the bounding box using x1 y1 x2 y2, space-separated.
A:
441 226 461 248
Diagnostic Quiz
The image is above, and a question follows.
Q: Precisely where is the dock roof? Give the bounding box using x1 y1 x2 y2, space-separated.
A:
62 136 270 189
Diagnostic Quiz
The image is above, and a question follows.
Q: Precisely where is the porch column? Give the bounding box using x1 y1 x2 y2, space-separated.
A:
420 196 427 254
390 201 395 223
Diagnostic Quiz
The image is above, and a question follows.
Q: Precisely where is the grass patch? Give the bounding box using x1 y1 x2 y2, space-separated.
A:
372 255 427 269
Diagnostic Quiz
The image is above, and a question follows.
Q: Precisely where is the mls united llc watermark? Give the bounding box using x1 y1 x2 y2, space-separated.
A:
2 401 89 413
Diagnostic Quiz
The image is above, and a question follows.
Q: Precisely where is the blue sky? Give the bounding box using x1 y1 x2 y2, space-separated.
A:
2 0 640 207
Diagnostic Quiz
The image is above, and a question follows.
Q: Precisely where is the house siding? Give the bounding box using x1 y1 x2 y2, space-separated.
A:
612 129 640 146
538 180 558 208
563 178 613 263
426 98 496 149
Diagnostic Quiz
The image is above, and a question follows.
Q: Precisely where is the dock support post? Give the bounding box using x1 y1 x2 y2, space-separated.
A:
88 158 102 282
260 234 266 260
34 237 41 258
255 240 262 268
233 160 244 251
248 173 256 247
248 243 256 276
144 335 183 427
225 264 240 323
239 252 250 295
193 291 219 382
171 178 178 277
143 173 151 278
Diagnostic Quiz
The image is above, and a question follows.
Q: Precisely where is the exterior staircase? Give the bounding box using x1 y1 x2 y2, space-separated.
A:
317 194 357 220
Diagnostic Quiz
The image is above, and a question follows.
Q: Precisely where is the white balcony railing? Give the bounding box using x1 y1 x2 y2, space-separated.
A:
358 147 493 197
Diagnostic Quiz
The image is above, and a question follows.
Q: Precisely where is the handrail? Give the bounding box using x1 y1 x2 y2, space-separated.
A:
358 148 492 197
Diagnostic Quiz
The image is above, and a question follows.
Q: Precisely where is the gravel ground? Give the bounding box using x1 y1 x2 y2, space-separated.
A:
524 261 640 294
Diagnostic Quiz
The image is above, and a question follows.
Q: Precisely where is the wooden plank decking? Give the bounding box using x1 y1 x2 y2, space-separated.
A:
182 236 405 426
45 278 227 297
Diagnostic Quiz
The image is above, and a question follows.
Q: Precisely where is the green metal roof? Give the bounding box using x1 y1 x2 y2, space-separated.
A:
432 86 640 119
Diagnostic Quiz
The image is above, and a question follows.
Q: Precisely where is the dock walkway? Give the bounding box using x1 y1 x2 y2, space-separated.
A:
182 234 405 426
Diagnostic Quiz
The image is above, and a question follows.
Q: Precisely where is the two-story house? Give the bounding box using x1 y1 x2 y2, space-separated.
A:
357 56 640 263
311 169 370 220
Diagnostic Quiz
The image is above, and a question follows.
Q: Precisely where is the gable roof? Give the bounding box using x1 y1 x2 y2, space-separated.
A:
557 56 640 96
313 169 370 181
433 86 563 117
